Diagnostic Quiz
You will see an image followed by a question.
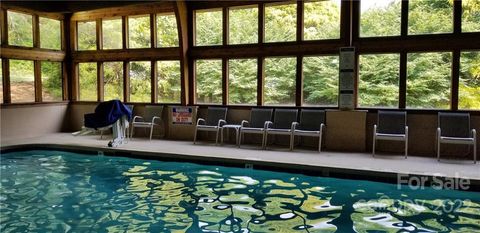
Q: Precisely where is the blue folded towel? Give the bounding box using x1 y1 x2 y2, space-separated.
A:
84 100 132 129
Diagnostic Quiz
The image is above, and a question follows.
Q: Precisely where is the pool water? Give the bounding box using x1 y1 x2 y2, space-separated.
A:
1 150 479 232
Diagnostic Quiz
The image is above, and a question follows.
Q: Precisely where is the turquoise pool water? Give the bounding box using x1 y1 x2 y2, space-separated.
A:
1 150 479 232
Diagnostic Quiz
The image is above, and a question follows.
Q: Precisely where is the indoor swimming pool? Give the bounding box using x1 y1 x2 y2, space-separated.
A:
1 150 479 232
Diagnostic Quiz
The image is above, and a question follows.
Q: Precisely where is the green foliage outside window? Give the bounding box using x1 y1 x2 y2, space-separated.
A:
358 54 400 107
77 21 96 50
303 56 339 106
156 14 179 47
103 18 122 50
459 51 480 110
129 61 151 102
229 6 258 44
79 63 97 101
41 61 62 101
40 17 61 50
228 59 257 105
462 0 480 32
304 0 340 40
360 0 401 37
408 0 453 35
265 3 296 42
195 10 222 46
10 60 35 103
196 60 222 104
8 11 33 47
129 15 151 49
104 62 123 101
157 60 181 103
407 52 451 109
264 57 296 105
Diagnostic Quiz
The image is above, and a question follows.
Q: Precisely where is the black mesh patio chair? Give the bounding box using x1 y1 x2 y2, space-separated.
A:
373 111 408 158
193 107 227 145
437 112 476 163
131 105 163 140
265 109 298 150
239 108 273 148
291 109 326 152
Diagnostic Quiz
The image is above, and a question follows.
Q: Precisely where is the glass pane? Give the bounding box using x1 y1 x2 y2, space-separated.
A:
102 18 122 50
41 61 62 101
303 56 339 106
128 15 151 49
40 17 61 50
265 3 297 42
195 10 222 46
360 0 401 37
10 60 35 103
459 51 480 110
264 57 296 105
104 62 123 101
7 11 33 47
195 60 222 104
462 0 480 32
157 61 181 103
77 21 96 50
407 52 451 109
0 59 2 103
156 14 179 47
408 0 453 35
304 0 341 40
228 59 257 105
129 61 151 102
229 6 258 44
358 54 400 107
78 63 97 101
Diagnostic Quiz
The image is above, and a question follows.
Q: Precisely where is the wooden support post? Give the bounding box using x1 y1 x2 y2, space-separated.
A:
451 50 460 110
399 52 407 109
34 60 42 102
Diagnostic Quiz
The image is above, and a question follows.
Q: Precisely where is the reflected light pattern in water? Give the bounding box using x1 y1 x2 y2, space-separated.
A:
1 150 479 232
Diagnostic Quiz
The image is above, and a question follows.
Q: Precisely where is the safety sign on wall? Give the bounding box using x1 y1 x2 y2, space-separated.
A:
172 107 193 124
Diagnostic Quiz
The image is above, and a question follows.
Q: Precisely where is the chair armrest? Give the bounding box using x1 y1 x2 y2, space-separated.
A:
264 121 273 129
291 122 299 131
241 120 249 127
320 123 325 133
373 124 377 134
405 126 408 136
218 119 227 127
437 127 441 138
196 118 205 126
472 129 477 138
132 116 143 123
152 116 162 124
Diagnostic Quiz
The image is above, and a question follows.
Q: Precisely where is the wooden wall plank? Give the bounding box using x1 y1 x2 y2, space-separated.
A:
174 0 190 105
71 48 180 62
71 2 175 21
0 47 66 61
34 61 42 102
2 59 11 103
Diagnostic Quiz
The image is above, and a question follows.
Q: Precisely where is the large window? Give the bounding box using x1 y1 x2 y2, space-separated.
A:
229 6 258 44
103 62 123 101
129 61 151 102
77 21 96 50
156 13 179 47
303 56 338 106
41 61 62 101
407 52 451 109
358 54 400 108
408 0 453 35
195 9 222 46
265 3 297 43
360 0 401 37
78 63 97 101
195 59 222 104
157 61 181 103
228 59 257 105
10 60 35 103
264 57 296 106
462 0 480 32
304 0 341 40
459 51 480 110
7 11 33 47
102 18 122 50
39 17 61 50
128 15 151 49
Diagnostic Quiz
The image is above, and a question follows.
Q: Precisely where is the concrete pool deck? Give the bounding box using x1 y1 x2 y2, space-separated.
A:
1 133 479 187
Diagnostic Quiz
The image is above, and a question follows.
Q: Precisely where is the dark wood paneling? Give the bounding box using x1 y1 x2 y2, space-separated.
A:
451 50 460 110
399 52 407 109
34 60 41 102
295 56 302 106
2 59 11 103
71 2 175 21
0 46 66 61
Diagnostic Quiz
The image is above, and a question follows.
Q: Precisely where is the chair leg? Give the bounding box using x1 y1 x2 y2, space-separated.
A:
193 127 198 144
149 125 154 140
262 132 267 150
372 137 376 157
319 133 322 153
238 131 243 147
100 130 104 139
130 125 135 139
221 128 224 145
474 141 477 164
437 140 441 162
215 129 219 145
405 140 408 159
289 134 294 151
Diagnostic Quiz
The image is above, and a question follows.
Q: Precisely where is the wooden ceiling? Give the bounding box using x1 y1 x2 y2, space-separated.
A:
1 1 155 13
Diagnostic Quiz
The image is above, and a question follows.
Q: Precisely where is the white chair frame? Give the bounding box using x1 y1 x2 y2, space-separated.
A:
291 122 325 152
193 118 226 145
437 128 476 164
